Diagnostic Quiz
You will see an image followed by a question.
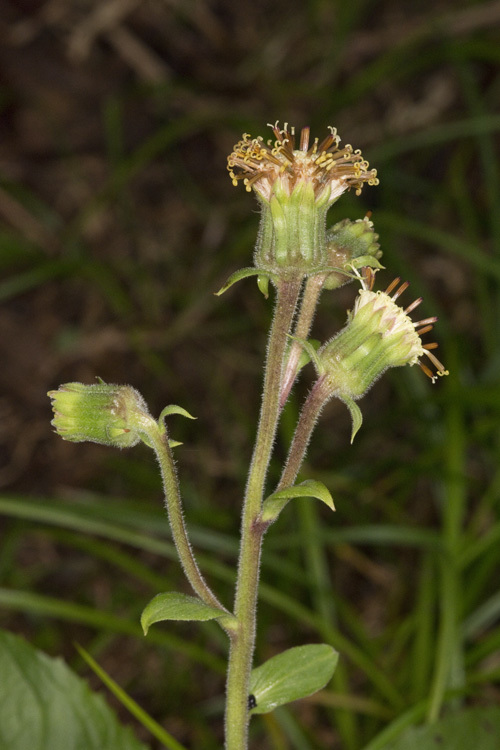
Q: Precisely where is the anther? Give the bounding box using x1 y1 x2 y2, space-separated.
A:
385 278 401 295
391 281 409 301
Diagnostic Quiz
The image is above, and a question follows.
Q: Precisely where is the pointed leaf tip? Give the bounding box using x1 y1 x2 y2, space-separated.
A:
342 397 363 443
350 255 385 271
215 268 265 296
159 405 196 422
260 479 335 524
257 274 270 298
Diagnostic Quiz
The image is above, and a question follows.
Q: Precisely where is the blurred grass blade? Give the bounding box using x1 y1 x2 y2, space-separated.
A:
75 643 187 750
0 588 224 673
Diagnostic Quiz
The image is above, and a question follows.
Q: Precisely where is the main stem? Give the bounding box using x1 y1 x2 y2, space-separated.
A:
224 278 302 750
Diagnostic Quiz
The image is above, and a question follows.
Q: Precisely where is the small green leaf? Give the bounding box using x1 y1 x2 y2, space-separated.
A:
296 339 321 373
215 267 276 296
257 274 270 298
0 630 148 750
350 255 385 270
159 404 197 421
158 405 196 442
287 336 324 376
141 592 228 635
168 439 183 448
260 479 335 524
341 396 363 443
249 644 338 714
385 707 500 750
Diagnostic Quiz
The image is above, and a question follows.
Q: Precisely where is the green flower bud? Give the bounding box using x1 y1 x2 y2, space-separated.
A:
227 123 378 277
48 381 153 448
322 216 382 290
318 277 448 400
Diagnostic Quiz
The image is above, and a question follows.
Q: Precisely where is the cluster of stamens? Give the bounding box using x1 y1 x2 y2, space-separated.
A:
227 122 379 202
357 268 448 382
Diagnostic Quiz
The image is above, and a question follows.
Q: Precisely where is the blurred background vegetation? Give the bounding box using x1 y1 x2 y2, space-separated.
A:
1 0 500 748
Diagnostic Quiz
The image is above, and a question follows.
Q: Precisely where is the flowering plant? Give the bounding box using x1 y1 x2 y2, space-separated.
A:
49 123 446 750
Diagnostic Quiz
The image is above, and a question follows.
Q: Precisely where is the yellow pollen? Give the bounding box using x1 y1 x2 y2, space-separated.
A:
227 122 378 200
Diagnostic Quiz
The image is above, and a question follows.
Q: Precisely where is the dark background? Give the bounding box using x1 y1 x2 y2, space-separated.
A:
1 1 499 748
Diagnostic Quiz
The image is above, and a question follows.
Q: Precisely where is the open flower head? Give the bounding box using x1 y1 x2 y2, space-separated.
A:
319 269 449 400
227 123 378 275
228 122 378 206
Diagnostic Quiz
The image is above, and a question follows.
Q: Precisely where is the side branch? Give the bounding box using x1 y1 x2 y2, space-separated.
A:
148 429 226 613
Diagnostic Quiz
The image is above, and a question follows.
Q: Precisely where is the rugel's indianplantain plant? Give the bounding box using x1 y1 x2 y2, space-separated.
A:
48 122 447 749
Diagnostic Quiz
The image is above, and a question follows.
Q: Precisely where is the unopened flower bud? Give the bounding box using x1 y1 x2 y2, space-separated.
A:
227 123 378 277
48 382 153 448
322 216 382 290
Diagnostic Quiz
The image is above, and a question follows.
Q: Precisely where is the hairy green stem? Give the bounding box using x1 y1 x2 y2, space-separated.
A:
280 274 325 410
224 277 303 750
147 428 226 612
278 377 330 492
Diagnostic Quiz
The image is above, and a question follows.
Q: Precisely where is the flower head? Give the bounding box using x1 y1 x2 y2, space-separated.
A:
227 123 378 276
228 122 378 205
48 381 153 448
313 270 448 441
319 270 449 400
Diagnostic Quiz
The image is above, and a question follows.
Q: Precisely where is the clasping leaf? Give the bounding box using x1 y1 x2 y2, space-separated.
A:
260 479 335 525
249 644 338 714
215 268 276 296
141 592 231 635
341 396 363 443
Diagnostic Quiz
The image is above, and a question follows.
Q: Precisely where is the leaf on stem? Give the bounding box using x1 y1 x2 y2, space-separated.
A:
350 255 385 270
341 396 363 443
214 267 276 296
296 338 322 373
157 405 197 445
141 592 230 635
287 335 324 375
159 405 196 421
260 479 335 525
257 274 270 298
158 404 196 432
249 644 338 715
168 439 183 448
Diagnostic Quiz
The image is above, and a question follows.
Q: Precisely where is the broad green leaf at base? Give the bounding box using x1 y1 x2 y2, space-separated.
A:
249 643 338 714
0 629 148 750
